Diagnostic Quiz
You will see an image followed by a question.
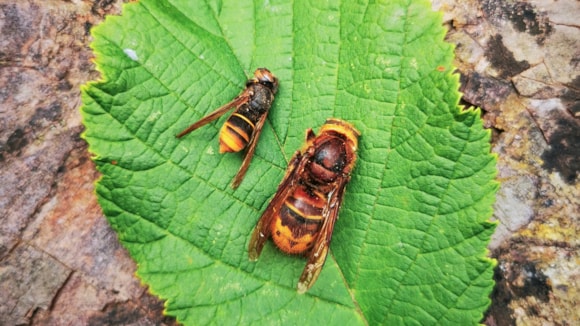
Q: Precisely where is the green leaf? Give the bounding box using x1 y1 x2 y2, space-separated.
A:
81 0 498 324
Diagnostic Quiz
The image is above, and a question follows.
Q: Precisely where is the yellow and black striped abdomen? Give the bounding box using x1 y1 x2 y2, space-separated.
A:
218 112 256 153
270 186 326 254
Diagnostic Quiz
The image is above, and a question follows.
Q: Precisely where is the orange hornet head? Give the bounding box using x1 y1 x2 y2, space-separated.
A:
253 68 279 95
319 118 360 150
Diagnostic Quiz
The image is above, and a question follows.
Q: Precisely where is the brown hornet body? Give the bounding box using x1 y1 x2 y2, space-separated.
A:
176 68 278 188
248 118 360 293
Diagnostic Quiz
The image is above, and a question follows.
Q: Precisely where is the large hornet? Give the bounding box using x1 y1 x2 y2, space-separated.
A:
176 68 278 189
248 118 360 293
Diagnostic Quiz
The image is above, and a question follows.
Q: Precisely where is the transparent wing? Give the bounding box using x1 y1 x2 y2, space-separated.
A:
231 109 268 189
297 175 350 293
176 92 250 138
248 151 309 260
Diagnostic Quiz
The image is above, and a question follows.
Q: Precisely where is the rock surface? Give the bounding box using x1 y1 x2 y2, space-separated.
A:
0 1 176 325
434 0 579 325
